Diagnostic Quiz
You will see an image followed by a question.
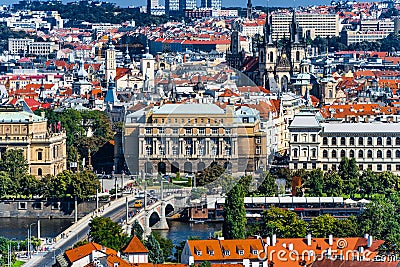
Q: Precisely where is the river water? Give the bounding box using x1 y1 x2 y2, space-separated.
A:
0 218 221 245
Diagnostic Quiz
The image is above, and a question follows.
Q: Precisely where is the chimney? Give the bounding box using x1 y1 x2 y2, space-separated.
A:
367 235 373 248
307 234 312 246
359 246 364 253
282 243 286 248
288 243 293 251
364 233 369 240
328 234 333 246
272 234 277 246
266 237 271 246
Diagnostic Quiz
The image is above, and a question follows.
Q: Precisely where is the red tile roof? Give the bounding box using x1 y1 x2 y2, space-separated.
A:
122 236 148 254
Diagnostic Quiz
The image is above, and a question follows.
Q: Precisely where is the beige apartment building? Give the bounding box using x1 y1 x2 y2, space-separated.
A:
271 12 340 40
8 38 59 56
0 105 67 177
124 103 266 174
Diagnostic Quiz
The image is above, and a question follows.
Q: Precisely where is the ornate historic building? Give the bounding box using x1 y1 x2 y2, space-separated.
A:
0 105 67 177
289 110 400 174
124 103 266 174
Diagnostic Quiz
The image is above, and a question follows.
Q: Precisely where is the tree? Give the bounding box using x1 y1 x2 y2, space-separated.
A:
258 171 278 196
0 149 28 180
359 169 377 198
144 233 164 263
199 261 212 267
88 217 128 251
309 214 336 238
196 164 225 186
261 207 307 238
222 182 247 239
338 157 359 197
376 171 398 196
305 169 324 197
334 217 359 238
0 172 12 198
153 232 174 261
323 170 343 196
131 220 144 240
19 175 40 197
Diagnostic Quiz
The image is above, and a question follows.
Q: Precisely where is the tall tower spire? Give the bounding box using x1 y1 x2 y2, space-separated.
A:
290 8 300 44
264 7 273 45
246 0 253 20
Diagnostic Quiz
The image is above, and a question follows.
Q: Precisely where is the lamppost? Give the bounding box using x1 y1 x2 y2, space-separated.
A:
28 222 36 259
7 238 16 267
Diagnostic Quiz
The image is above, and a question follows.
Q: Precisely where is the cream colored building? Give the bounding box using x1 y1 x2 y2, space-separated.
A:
289 110 400 174
0 105 67 177
271 12 340 40
124 103 266 174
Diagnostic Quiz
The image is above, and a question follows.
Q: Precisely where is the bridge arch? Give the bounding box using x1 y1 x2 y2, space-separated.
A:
165 203 174 216
149 211 161 227
171 162 179 173
158 162 166 174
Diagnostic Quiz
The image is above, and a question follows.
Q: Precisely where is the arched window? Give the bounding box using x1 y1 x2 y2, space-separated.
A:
323 137 328 145
387 150 392 158
387 137 392 145
359 137 364 145
377 137 382 146
332 150 337 158
331 137 337 146
293 149 298 158
38 168 42 176
396 137 400 145
146 62 150 68
323 150 328 158
377 150 382 158
349 150 355 158
296 51 300 62
269 51 274 63
367 137 373 145
396 150 400 158
328 90 333 98
367 150 373 158
340 150 346 158
349 137 355 145
37 151 42 161
340 137 346 145
358 150 364 158
260 51 264 63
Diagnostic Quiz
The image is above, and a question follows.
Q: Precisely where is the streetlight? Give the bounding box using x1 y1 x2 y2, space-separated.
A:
7 238 16 267
28 222 36 259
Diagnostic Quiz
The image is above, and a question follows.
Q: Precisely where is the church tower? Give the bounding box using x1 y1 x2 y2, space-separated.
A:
290 9 306 74
105 36 116 84
140 45 155 89
246 0 253 20
227 21 244 71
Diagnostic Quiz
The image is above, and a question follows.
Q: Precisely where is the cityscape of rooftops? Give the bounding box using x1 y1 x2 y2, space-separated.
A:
0 0 399 266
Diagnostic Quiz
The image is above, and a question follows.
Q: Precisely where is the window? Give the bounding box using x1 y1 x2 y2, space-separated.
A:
377 150 383 158
224 250 230 256
350 137 355 145
323 164 328 171
186 146 193 156
340 137 346 145
18 202 27 210
387 150 392 158
172 128 179 134
256 146 261 155
145 128 152 134
212 128 218 134
159 146 165 156
350 150 355 158
185 128 192 134
303 163 307 169
358 150 364 158
293 149 298 158
359 137 364 145
172 147 179 156
377 164 382 171
397 165 400 171
367 137 373 145
208 250 214 256
309 134 315 142
331 137 337 146
293 163 298 169
377 137 383 146
293 134 298 142
396 137 400 145
323 137 328 145
225 128 231 134
312 148 317 158
332 150 337 158
146 147 152 156
252 250 258 255
387 164 392 171
238 250 244 256
340 150 345 158
367 150 373 158
158 128 165 134
387 137 392 145
396 150 400 158
212 146 218 156
37 151 42 161
196 250 202 256
368 164 372 170
323 150 328 158
359 164 363 170
38 168 42 176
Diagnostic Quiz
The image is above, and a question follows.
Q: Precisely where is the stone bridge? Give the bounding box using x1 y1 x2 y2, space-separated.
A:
125 191 190 235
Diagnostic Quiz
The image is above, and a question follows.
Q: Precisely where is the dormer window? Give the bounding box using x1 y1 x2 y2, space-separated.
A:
196 250 202 256
238 250 244 256
252 250 258 255
224 250 230 256
208 250 214 256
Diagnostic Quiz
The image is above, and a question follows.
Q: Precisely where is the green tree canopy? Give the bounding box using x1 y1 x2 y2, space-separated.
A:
153 232 174 261
323 170 343 196
88 217 128 251
222 182 247 239
305 169 324 197
144 233 164 263
131 220 144 241
257 171 278 196
261 207 307 238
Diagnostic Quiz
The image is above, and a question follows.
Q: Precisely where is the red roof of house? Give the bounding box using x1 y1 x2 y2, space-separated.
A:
122 236 148 254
